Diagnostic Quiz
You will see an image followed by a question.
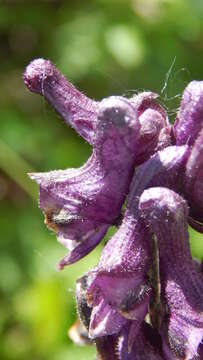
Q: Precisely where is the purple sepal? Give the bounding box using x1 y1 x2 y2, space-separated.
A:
131 92 171 164
87 215 151 331
24 60 170 151
139 188 203 360
24 59 98 144
76 272 128 352
174 81 203 146
127 145 189 210
29 96 142 267
184 128 203 225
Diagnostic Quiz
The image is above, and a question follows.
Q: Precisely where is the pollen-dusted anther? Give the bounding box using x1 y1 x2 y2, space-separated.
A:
173 80 203 146
139 188 203 360
25 59 203 357
76 274 93 331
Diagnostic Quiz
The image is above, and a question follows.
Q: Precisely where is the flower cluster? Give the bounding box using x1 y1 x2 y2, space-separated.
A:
24 59 203 359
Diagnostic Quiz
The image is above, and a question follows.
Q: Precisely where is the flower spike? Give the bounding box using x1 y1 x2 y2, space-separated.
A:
130 91 171 163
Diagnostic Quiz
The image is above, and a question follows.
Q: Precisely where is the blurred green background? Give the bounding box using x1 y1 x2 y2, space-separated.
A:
0 0 203 359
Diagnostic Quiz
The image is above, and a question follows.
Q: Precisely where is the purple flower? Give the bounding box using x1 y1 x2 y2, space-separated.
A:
24 59 170 268
76 272 126 358
130 91 171 164
24 59 203 358
85 145 188 339
85 142 202 353
86 215 151 338
127 141 203 232
76 273 163 359
139 188 203 360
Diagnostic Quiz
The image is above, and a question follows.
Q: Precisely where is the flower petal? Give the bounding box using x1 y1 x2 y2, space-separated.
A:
28 97 141 266
131 91 171 164
26 60 172 268
127 145 189 209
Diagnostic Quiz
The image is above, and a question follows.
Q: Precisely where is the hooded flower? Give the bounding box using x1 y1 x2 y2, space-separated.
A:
183 128 203 229
86 215 152 339
24 58 98 144
24 59 170 268
76 273 163 360
126 140 203 232
173 81 203 146
25 60 203 358
139 188 203 360
75 272 126 359
130 91 171 164
173 80 203 230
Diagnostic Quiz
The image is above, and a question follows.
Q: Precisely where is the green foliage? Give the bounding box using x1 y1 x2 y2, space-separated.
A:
0 1 202 359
